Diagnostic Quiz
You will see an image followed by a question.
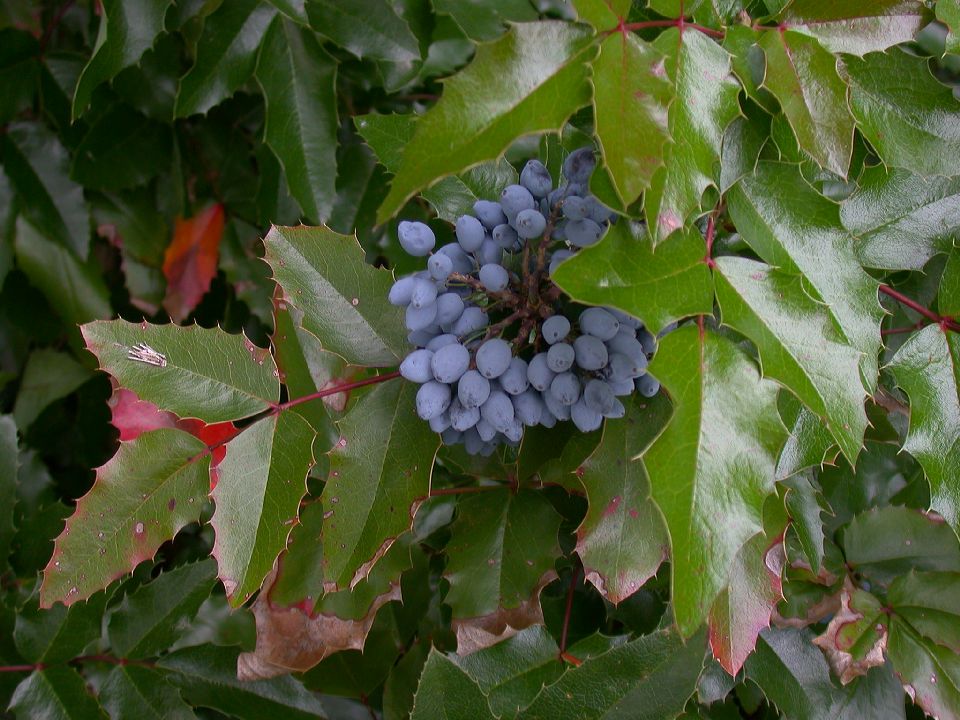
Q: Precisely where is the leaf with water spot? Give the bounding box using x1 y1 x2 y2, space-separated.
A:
40 428 211 607
777 0 926 54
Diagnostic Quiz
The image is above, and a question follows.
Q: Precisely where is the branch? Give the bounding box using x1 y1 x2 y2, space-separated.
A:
879 285 960 333
617 19 725 39
274 370 401 413
559 565 582 657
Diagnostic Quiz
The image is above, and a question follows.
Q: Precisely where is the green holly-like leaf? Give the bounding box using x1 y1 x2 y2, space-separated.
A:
159 644 329 719
592 32 672 204
321 379 438 588
431 0 539 41
575 394 671 605
98 666 195 720
411 649 497 720
758 30 854 177
40 428 210 607
8 667 107 720
355 113 518 224
264 224 408 367
783 473 827 572
845 50 960 178
0 415 14 572
81 320 279 424
644 28 740 243
12 350 91 431
551 222 714 335
306 0 420 62
888 325 960 533
726 161 884 392
212 411 316 606
256 17 338 223
107 559 217 658
939 0 960 54
746 627 906 720
714 256 867 463
889 571 960 653
449 625 564 718
841 166 960 271
377 21 596 222
445 488 561 619
265 499 325 609
887 618 960 720
517 422 602 493
175 0 277 117
777 0 926 55
1 123 91 258
643 325 787 637
72 0 175 118
842 506 960 586
776 394 837 481
518 628 707 719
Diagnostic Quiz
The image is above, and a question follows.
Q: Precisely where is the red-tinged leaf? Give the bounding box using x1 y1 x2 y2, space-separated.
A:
574 394 672 605
162 204 226 322
40 428 211 607
108 386 234 483
709 532 786 676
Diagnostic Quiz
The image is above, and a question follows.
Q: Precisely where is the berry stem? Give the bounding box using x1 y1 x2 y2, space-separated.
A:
559 565 581 658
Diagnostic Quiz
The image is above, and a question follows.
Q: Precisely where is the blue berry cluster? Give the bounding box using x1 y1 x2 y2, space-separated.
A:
388 148 661 456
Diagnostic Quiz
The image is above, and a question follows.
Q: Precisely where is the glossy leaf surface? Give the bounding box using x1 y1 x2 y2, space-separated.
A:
377 22 595 221
644 28 740 242
264 224 408 366
256 17 338 222
322 379 438 588
575 394 671 604
727 161 883 390
888 325 960 532
714 256 867 463
644 325 786 637
551 222 714 335
845 50 960 178
445 489 562 618
212 411 315 605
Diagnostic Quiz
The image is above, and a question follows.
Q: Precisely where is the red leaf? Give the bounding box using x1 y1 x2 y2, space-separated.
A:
109 386 178 441
109 385 235 487
162 203 225 321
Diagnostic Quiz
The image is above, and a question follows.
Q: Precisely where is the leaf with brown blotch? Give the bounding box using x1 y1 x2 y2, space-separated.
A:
236 536 414 679
451 571 556 656
162 203 225 322
813 578 888 685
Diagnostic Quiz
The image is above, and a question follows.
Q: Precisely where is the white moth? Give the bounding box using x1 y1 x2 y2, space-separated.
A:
127 342 167 367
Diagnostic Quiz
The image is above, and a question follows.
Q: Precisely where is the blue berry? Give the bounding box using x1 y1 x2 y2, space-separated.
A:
398 221 436 256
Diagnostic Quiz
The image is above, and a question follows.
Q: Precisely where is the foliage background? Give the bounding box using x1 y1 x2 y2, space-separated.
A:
1 0 960 718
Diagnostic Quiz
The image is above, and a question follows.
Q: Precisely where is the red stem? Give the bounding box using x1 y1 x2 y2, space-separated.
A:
40 0 77 53
559 566 581 655
879 285 960 333
881 321 927 337
275 371 401 412
704 212 717 269
0 664 41 673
